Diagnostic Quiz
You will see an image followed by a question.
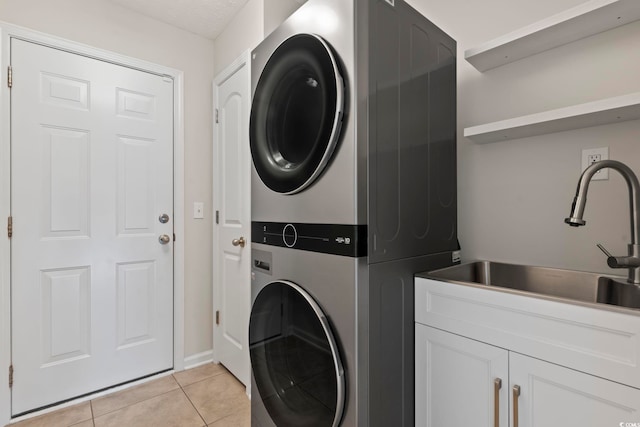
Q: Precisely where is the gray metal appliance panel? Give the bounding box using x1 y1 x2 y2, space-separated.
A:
366 251 457 427
249 1 459 426
250 0 365 225
250 243 364 426
367 0 458 264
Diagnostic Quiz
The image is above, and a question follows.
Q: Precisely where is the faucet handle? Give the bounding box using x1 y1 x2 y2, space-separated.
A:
596 243 640 269
596 243 613 258
596 243 619 268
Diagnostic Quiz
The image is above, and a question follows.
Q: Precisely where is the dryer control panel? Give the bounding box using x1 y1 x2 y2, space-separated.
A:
251 221 367 257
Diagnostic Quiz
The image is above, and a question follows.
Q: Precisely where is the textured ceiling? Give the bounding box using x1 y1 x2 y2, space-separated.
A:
109 0 251 40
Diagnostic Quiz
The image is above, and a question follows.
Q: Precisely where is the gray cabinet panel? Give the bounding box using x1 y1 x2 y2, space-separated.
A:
368 0 458 264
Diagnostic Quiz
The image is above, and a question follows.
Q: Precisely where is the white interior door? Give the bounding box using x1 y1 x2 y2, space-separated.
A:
10 39 174 415
213 52 251 388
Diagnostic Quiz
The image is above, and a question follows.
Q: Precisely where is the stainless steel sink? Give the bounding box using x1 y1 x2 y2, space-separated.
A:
425 261 640 311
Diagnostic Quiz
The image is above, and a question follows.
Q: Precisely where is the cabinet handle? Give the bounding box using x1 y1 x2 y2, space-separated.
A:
513 385 521 427
494 378 502 427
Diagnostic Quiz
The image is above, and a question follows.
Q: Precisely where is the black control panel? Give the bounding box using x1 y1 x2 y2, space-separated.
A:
251 222 367 257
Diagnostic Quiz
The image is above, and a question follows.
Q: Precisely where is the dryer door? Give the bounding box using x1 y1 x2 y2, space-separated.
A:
249 280 345 427
250 34 345 194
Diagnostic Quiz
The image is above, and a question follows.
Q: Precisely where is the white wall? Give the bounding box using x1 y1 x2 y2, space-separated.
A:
407 0 640 275
214 0 264 76
0 0 216 358
213 0 306 75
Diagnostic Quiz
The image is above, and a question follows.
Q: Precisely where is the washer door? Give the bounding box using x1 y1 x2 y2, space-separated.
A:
250 34 345 194
249 280 345 427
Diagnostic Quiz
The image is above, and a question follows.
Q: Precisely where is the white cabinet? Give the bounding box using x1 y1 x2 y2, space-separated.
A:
416 324 640 427
511 352 640 427
415 325 508 427
415 277 640 426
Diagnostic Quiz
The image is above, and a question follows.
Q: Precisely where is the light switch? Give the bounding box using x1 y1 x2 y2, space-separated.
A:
193 202 204 219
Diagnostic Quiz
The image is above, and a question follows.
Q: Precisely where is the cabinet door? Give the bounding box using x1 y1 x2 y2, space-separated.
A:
416 325 508 427
510 352 640 427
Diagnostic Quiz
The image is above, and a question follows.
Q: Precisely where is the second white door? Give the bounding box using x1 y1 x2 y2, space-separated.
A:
213 52 251 388
11 39 174 415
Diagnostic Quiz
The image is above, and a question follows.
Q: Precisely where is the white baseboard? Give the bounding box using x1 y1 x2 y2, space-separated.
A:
182 349 214 370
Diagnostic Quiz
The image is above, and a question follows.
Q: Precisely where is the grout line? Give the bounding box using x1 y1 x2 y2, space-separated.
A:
91 387 181 419
89 400 95 426
178 382 208 427
173 366 228 389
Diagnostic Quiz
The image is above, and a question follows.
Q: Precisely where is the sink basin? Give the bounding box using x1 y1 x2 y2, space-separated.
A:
425 261 640 311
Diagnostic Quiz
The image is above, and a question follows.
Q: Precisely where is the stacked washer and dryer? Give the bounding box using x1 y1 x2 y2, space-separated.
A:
248 0 458 426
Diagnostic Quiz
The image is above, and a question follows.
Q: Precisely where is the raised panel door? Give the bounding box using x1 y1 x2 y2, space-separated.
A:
213 54 251 387
510 353 640 427
415 325 508 427
11 38 174 415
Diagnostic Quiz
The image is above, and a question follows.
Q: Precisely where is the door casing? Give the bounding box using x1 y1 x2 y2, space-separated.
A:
0 22 186 425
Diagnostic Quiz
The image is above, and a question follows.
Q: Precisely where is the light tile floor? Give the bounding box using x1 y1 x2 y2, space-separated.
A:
5 363 250 427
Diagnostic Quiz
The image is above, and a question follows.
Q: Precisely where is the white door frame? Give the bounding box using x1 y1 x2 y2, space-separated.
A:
0 22 186 425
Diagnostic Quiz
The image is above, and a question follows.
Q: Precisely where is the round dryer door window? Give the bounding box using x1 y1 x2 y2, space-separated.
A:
249 281 345 427
250 34 345 194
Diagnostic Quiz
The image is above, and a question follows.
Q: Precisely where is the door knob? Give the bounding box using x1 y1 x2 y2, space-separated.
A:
158 213 170 224
232 237 246 248
158 234 171 245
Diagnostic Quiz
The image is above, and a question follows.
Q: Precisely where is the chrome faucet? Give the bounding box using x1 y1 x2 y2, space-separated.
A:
565 160 640 284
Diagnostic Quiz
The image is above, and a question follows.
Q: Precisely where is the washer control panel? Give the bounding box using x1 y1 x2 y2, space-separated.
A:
252 222 367 257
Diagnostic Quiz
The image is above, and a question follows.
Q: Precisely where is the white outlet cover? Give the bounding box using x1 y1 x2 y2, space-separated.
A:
581 147 609 181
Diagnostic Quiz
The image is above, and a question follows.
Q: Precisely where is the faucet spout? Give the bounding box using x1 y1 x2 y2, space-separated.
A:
565 159 640 284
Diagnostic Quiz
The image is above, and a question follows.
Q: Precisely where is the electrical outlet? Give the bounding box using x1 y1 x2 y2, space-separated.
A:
581 147 609 181
587 153 601 164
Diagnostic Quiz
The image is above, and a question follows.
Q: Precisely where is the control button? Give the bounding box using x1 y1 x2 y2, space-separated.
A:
282 224 298 248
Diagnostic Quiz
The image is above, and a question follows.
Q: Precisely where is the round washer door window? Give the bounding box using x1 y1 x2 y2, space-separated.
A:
250 34 345 194
249 281 345 427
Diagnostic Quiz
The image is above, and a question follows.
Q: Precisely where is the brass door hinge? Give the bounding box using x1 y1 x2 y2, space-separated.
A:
7 216 12 238
9 365 13 388
7 66 12 88
215 310 220 325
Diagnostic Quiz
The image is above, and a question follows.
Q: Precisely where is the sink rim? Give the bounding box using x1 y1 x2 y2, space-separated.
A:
418 260 640 315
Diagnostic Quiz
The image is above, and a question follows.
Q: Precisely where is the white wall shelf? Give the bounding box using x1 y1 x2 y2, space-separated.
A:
464 92 640 144
465 0 640 72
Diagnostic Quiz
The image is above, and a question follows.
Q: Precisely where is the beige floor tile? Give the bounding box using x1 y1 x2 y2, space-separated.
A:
173 363 227 387
70 421 94 427
93 389 204 427
9 403 92 427
207 410 250 427
183 373 249 425
91 375 180 417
